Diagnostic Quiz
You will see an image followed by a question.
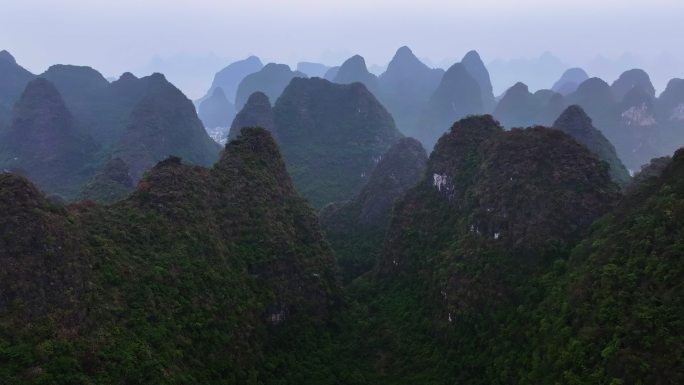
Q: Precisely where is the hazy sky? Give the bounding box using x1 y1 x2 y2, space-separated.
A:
2 0 683 98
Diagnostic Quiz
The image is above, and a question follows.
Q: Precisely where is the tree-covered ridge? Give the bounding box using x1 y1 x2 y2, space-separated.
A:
523 147 684 384
328 116 682 385
79 157 134 203
229 91 274 140
0 78 97 198
320 137 427 283
553 105 631 186
273 77 403 207
0 127 339 384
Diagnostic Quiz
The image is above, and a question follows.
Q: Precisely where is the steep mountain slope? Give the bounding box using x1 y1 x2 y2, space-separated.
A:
273 77 403 207
197 86 236 144
229 91 274 140
112 73 221 181
611 68 656 102
616 85 660 168
494 82 564 128
235 63 306 110
0 78 97 198
40 64 116 144
377 46 444 133
0 127 339 384
566 77 618 129
332 55 379 93
627 155 671 192
525 147 684 384
494 82 538 127
320 137 427 283
200 55 263 103
656 78 684 122
341 116 621 385
552 67 589 95
415 62 483 148
198 87 235 129
656 78 684 155
291 115 622 385
323 66 340 81
461 50 496 111
381 115 619 276
0 50 35 129
80 157 134 203
554 105 631 185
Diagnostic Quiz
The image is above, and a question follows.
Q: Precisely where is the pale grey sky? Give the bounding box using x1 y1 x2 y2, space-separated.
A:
2 0 682 98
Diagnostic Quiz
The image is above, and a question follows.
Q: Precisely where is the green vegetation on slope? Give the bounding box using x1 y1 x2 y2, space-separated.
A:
1 115 683 385
274 77 403 208
0 127 338 385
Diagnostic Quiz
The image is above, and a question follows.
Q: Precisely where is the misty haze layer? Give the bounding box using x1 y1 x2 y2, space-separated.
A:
1 0 682 98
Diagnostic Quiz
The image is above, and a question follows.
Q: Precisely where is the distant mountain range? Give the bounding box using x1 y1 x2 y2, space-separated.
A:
0 51 220 201
1 46 684 385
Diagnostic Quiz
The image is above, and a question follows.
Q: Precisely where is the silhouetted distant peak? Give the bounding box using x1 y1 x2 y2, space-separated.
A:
17 77 62 104
234 63 306 109
40 64 110 100
244 55 261 64
396 46 413 57
555 104 592 127
211 87 226 98
229 91 274 140
507 82 530 95
324 66 340 81
664 78 684 92
118 72 138 82
44 64 107 82
148 72 167 82
576 77 611 94
461 50 495 111
263 63 292 72
387 46 428 71
333 54 377 90
552 68 589 94
554 105 630 185
0 50 16 64
342 55 367 68
462 50 482 63
560 67 588 81
245 90 270 105
611 68 655 101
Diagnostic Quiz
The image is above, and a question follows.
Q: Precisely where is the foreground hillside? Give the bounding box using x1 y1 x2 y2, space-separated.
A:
1 116 683 384
276 116 683 385
0 128 339 384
